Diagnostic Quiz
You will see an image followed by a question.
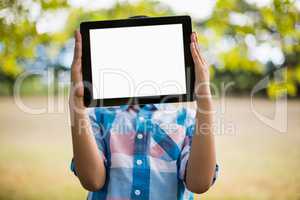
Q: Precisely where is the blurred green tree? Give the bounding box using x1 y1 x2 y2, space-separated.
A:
0 0 70 95
198 0 300 98
1 0 299 98
0 0 171 95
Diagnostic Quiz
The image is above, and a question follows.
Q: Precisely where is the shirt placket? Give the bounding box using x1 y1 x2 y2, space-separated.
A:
130 110 152 200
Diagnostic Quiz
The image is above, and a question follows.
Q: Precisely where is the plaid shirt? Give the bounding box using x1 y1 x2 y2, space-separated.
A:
71 103 218 200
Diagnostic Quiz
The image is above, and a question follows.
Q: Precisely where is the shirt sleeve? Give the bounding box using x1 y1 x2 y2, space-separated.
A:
178 107 219 186
70 108 107 176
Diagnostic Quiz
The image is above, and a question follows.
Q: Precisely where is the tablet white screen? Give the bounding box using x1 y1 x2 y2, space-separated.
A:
89 24 186 99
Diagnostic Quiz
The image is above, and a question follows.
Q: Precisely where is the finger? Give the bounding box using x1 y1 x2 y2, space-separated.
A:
190 42 202 68
195 44 207 66
71 30 83 82
191 32 197 43
191 42 210 83
72 30 82 65
190 32 207 66
71 68 82 83
190 33 204 68
74 81 84 97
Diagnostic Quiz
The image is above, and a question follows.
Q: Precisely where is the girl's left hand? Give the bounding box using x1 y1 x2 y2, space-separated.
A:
190 32 211 96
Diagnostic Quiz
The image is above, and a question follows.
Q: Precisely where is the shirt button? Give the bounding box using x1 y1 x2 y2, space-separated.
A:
134 189 141 196
139 116 145 122
137 134 143 139
136 159 143 165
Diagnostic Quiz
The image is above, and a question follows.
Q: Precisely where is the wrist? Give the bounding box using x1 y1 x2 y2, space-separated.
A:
196 96 212 105
194 81 212 98
69 96 85 113
194 77 211 93
195 93 213 114
69 97 87 130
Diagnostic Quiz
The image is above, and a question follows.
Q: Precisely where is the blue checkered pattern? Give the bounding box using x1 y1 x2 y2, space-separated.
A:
71 103 218 200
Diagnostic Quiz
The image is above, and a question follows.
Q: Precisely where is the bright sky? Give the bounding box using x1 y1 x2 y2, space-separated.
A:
33 0 279 33
34 0 217 34
66 0 217 19
66 0 278 18
31 0 290 66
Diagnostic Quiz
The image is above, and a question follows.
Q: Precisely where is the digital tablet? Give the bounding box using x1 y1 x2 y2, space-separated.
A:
80 15 195 107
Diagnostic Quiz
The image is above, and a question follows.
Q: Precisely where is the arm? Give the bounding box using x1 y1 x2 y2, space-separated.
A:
69 30 106 191
185 32 217 194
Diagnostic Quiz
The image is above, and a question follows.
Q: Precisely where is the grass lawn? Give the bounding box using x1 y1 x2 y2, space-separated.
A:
0 97 299 200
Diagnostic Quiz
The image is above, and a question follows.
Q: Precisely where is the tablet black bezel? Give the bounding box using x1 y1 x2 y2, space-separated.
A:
80 15 195 107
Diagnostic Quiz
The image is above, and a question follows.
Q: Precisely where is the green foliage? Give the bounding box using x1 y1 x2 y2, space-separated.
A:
219 46 262 73
0 0 299 98
201 0 300 98
0 0 171 95
0 0 69 95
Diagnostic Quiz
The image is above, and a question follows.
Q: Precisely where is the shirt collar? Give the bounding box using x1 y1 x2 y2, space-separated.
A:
120 104 158 112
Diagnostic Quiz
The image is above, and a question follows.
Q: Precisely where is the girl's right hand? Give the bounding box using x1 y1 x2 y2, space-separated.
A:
69 30 85 110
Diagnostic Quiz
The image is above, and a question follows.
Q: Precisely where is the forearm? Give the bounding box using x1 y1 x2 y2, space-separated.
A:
70 99 106 191
186 96 216 193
